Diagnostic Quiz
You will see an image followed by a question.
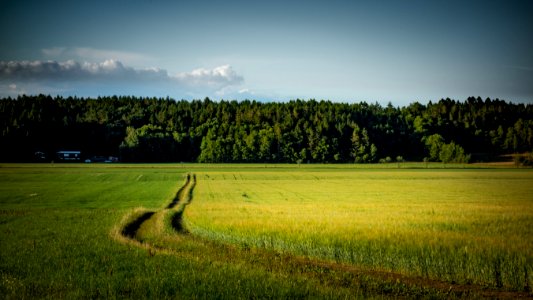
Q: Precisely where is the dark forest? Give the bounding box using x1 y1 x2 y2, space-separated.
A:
1 95 532 164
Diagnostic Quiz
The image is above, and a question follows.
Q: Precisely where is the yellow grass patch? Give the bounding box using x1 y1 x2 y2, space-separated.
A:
185 169 533 290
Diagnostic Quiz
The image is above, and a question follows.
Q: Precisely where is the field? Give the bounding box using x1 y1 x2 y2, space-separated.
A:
1 163 532 298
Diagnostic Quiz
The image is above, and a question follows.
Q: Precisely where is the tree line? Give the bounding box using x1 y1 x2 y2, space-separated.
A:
1 95 532 164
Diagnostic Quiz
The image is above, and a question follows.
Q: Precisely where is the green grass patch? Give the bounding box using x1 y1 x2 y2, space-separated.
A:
0 164 383 299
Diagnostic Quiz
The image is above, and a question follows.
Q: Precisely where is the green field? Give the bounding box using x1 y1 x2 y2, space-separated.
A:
1 164 532 298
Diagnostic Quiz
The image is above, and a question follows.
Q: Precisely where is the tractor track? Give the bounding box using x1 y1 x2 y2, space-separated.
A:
166 174 192 209
113 173 531 299
116 173 196 244
120 211 155 239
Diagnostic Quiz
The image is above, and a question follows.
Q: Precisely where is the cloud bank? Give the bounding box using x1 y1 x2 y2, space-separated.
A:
0 60 168 82
41 47 155 67
0 59 244 97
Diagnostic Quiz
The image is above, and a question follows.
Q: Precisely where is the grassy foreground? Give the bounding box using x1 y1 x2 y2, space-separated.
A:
1 163 532 299
0 164 351 298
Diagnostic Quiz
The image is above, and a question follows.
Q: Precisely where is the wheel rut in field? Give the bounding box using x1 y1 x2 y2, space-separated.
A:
121 211 155 239
170 174 196 233
167 174 191 209
117 173 195 242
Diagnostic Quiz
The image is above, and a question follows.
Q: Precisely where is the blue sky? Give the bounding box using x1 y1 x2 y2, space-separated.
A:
0 0 532 106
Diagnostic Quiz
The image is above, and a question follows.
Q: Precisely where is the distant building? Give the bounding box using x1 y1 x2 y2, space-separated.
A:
57 151 81 161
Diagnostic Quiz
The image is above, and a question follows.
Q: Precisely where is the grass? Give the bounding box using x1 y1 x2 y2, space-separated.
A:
0 164 374 299
0 164 180 209
0 163 532 298
186 168 533 291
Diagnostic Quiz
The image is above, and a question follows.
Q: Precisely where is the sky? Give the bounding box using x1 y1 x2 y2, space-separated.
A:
0 0 532 106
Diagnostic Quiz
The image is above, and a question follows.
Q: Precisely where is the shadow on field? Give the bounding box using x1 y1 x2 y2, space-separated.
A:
167 174 191 209
121 211 155 239
171 211 185 232
120 173 194 240
170 174 196 233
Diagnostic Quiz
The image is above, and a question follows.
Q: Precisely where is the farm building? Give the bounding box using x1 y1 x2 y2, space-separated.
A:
56 151 81 161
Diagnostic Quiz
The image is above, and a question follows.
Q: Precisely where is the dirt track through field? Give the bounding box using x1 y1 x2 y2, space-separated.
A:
115 174 532 299
170 174 196 232
118 173 196 242
167 174 191 209
121 211 155 239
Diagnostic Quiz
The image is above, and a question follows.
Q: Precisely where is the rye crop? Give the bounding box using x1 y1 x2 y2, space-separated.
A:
185 168 533 291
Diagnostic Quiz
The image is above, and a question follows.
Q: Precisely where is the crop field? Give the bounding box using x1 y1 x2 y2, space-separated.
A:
187 168 533 289
1 163 532 299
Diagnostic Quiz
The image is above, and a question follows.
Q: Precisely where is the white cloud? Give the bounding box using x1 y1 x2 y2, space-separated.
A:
174 65 244 88
0 59 244 98
41 47 154 67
